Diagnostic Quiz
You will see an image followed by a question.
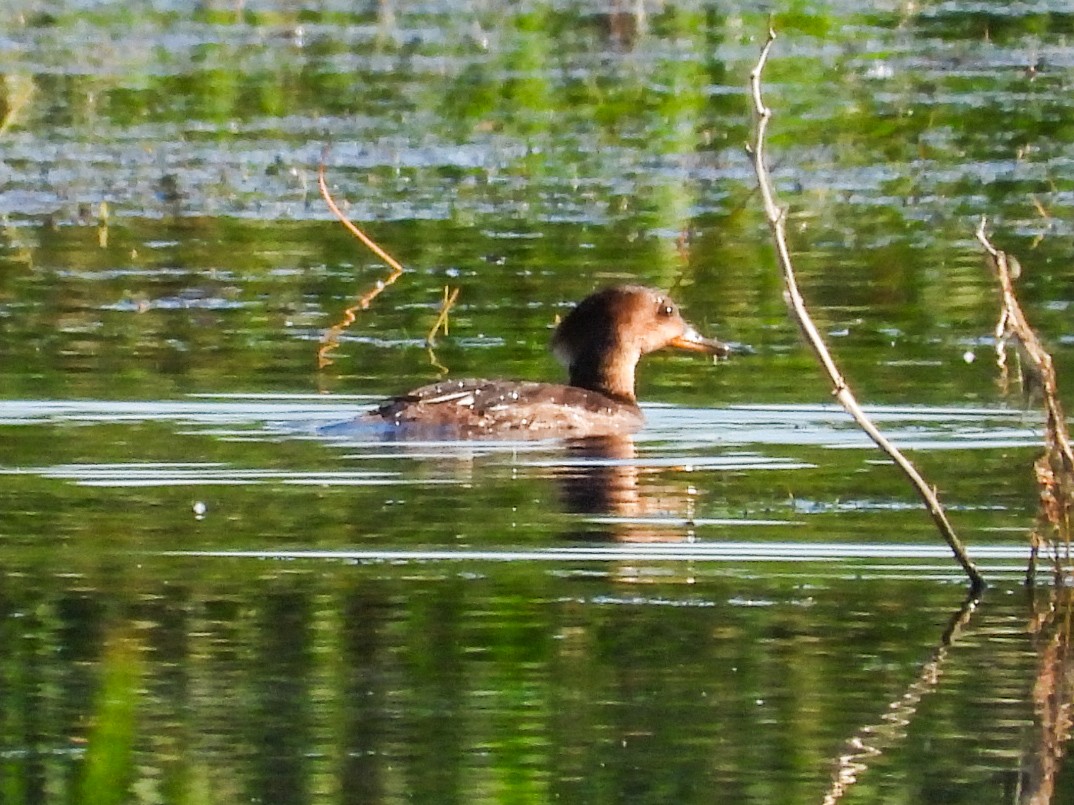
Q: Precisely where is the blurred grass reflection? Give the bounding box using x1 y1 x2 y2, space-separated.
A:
80 633 143 805
0 559 1054 805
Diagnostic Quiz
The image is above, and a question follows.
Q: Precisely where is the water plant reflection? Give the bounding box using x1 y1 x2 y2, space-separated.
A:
1021 585 1074 803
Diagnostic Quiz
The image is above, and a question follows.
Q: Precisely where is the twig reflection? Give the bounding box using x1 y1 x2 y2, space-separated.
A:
1018 586 1074 804
822 592 981 804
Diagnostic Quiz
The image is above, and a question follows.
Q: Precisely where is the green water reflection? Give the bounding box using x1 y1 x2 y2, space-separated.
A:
1 562 1070 804
3 1 1074 802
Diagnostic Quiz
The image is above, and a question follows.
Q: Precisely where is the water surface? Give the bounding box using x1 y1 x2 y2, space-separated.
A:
2 1 1074 802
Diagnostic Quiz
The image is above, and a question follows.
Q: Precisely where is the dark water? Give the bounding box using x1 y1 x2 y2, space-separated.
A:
3 1 1074 802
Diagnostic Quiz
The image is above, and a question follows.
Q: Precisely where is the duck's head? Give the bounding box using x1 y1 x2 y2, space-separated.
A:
551 285 730 403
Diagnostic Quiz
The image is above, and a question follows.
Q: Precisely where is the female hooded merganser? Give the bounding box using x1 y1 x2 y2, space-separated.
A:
366 285 729 438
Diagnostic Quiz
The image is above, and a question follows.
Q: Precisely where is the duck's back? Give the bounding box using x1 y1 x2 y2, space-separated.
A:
369 378 644 439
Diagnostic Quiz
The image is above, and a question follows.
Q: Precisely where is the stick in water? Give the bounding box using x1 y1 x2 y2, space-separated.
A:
745 27 985 593
316 149 406 369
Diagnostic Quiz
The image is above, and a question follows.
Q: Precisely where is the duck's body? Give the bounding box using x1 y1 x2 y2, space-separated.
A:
362 285 729 439
372 377 645 438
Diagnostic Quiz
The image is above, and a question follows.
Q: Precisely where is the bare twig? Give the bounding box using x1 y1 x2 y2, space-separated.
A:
746 28 985 593
316 150 405 369
977 219 1074 471
977 219 1074 580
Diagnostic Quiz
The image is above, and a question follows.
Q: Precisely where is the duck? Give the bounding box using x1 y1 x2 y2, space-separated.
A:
363 285 730 438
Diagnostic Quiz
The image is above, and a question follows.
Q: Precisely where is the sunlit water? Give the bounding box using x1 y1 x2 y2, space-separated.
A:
4 1 1074 803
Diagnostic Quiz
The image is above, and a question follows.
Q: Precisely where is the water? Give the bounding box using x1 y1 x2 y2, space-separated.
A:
2 1 1074 802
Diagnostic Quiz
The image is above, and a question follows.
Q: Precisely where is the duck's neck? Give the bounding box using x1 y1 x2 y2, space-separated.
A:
568 350 639 405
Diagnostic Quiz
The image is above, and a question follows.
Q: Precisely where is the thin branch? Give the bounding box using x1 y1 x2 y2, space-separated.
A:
317 156 405 276
977 218 1074 580
746 27 985 593
316 150 405 369
977 218 1074 472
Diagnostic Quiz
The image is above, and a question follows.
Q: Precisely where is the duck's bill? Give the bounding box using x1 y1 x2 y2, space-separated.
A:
668 325 732 357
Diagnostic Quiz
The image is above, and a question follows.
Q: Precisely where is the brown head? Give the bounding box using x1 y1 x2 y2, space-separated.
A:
550 285 729 404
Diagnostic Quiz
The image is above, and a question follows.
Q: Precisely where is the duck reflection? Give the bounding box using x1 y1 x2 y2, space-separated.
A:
596 0 646 50
556 435 699 542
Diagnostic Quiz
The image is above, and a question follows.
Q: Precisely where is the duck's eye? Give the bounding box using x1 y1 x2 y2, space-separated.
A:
658 301 675 318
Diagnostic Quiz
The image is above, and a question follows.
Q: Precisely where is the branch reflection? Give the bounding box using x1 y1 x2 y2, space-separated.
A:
1019 586 1074 804
822 592 980 804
